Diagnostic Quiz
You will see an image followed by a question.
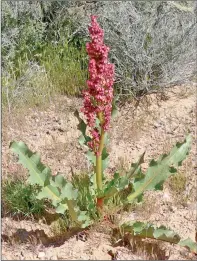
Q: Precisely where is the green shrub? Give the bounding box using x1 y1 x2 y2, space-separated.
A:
40 42 88 96
2 179 46 217
2 1 88 109
2 40 88 110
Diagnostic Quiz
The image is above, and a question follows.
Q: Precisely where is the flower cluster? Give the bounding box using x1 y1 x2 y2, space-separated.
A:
82 15 114 155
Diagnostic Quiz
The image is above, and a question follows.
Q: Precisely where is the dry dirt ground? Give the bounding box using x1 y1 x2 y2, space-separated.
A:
2 84 197 260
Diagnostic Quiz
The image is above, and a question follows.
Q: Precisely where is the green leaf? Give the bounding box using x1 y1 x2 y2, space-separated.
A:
118 176 130 190
9 141 64 207
153 226 180 242
79 134 92 146
74 110 86 137
127 152 145 179
120 221 197 253
74 110 91 146
10 141 92 228
86 150 96 166
10 141 51 186
78 209 93 228
50 172 67 189
66 200 92 228
60 182 78 200
81 219 92 228
132 167 145 183
104 133 110 145
78 211 90 222
57 190 92 228
78 135 85 146
178 238 197 254
127 135 191 202
120 221 180 243
103 172 129 198
102 147 109 170
103 152 146 199
56 203 68 214
103 172 119 198
58 182 91 226
37 185 61 206
57 198 91 228
89 172 97 191
66 200 80 222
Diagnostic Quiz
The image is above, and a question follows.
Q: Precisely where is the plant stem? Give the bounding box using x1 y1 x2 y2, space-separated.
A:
96 127 105 191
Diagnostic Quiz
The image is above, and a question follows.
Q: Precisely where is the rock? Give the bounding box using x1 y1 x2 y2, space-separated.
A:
163 190 172 202
37 252 46 259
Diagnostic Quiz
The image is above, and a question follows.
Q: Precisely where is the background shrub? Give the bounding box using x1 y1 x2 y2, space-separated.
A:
2 1 88 109
2 1 196 109
74 1 196 96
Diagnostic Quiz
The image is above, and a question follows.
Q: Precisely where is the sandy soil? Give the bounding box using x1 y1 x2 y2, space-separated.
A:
2 84 196 260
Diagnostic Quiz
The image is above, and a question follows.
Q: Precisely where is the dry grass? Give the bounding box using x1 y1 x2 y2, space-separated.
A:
50 217 69 237
169 172 187 196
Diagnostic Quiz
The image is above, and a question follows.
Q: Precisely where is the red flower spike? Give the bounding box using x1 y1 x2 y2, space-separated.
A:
81 15 115 155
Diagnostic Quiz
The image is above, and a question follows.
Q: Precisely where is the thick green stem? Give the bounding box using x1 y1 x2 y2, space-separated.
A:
96 127 105 191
